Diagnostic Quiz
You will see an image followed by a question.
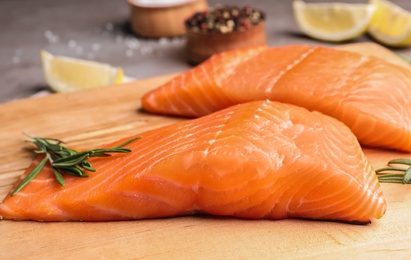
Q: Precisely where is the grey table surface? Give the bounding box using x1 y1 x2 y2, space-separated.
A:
2 0 411 104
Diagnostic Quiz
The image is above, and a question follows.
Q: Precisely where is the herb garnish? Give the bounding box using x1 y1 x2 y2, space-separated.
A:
377 54 411 183
376 158 411 184
12 134 141 196
397 53 411 65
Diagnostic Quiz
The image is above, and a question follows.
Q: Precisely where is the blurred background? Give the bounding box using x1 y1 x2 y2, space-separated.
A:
1 0 411 103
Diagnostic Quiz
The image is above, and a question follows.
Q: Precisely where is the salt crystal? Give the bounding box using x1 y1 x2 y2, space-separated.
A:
12 48 23 64
158 37 169 45
126 49 134 57
44 30 53 38
68 40 77 48
12 56 20 64
140 46 153 54
125 38 140 49
44 30 59 43
92 43 101 51
12 49 22 64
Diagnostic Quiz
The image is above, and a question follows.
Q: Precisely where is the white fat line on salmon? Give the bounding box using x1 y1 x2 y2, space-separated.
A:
200 112 233 157
202 130 222 156
118 121 221 173
253 107 263 120
174 74 208 115
29 178 55 184
191 66 221 113
264 48 316 95
331 55 370 94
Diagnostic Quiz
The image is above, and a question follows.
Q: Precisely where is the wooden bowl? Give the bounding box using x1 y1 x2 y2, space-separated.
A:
186 21 267 65
128 0 208 38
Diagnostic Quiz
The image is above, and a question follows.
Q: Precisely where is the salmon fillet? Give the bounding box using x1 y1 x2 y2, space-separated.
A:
142 45 411 152
0 101 386 223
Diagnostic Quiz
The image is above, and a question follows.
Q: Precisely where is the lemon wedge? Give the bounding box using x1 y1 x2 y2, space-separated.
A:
293 0 375 42
41 51 124 93
368 0 411 47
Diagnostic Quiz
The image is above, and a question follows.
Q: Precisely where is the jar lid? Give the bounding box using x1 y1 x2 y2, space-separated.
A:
129 0 196 8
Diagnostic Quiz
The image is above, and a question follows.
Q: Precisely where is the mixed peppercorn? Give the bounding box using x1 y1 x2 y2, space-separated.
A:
185 5 266 34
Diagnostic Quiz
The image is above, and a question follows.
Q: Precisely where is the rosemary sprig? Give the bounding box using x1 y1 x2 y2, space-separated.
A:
396 53 411 65
376 158 411 184
12 134 141 196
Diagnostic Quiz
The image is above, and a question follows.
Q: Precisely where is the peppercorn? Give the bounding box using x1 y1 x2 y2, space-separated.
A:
185 5 266 34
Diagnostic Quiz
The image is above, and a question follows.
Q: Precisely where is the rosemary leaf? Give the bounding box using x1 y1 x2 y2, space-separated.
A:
377 175 404 180
57 165 87 177
377 178 404 184
87 151 112 157
12 157 48 196
52 168 65 186
375 167 406 173
81 161 95 172
376 158 411 184
397 53 411 64
388 158 411 166
115 136 142 148
12 134 141 195
87 147 132 156
403 167 411 184
52 152 90 167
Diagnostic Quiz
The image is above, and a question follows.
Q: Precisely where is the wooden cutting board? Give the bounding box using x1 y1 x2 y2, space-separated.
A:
1 43 411 259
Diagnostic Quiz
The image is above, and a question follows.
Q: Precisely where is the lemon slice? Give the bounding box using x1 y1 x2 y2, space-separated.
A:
41 51 124 93
293 0 375 42
368 0 411 47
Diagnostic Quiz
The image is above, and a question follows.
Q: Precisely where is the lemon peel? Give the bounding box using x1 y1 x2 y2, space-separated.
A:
293 0 375 42
368 0 411 47
41 51 124 93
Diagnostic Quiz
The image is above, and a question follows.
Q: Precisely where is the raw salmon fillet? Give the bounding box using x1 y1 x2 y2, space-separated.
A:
0 101 386 223
142 45 411 152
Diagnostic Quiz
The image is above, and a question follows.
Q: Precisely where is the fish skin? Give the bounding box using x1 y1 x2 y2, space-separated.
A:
141 45 411 152
0 101 386 223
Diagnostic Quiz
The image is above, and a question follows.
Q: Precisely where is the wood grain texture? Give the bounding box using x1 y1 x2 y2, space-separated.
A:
1 43 411 258
0 74 180 197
